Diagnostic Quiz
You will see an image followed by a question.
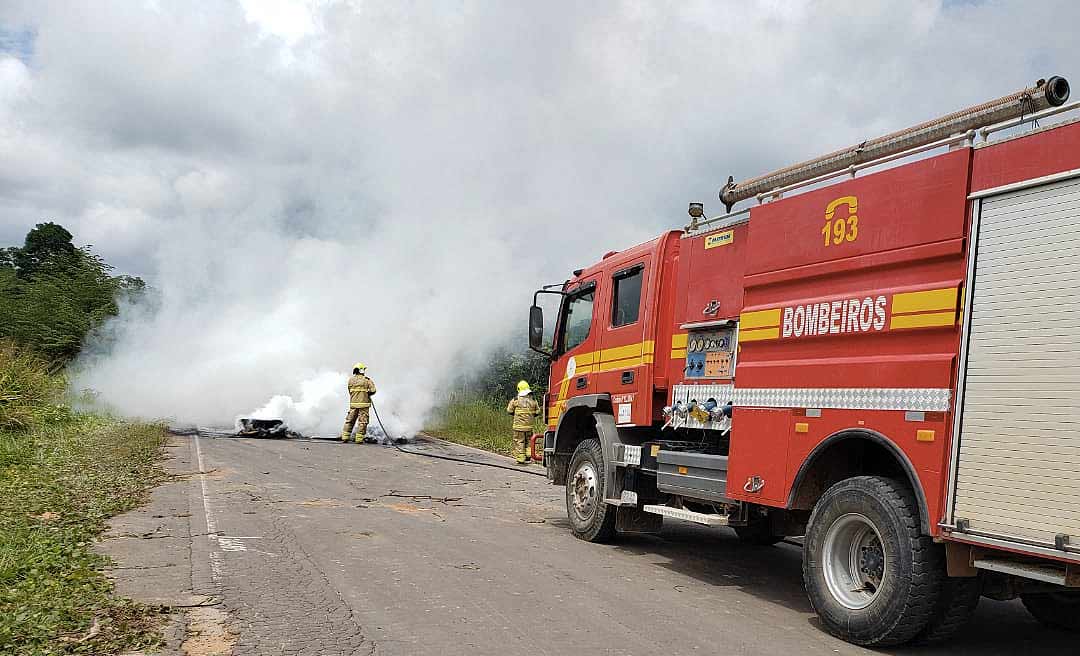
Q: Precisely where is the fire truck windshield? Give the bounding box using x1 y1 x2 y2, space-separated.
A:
560 289 594 353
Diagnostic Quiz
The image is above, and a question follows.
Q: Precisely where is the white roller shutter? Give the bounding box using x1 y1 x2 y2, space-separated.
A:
954 174 1080 546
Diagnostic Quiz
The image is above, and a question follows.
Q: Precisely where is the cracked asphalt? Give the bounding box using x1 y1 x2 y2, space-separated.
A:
101 434 1075 656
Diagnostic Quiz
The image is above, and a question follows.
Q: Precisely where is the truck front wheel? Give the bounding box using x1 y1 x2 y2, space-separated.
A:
566 438 617 543
802 476 944 646
1021 592 1080 632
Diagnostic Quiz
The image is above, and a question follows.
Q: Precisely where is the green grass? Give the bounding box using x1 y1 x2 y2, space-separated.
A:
0 344 169 655
0 339 66 432
426 395 544 456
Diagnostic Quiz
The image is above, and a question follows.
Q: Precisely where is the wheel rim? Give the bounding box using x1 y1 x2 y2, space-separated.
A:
570 461 599 522
822 513 886 610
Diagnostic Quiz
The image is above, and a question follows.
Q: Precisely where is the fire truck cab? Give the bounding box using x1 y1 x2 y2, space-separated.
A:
530 76 1080 646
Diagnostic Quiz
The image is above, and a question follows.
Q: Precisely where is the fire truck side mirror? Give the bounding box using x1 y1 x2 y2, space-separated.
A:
529 305 545 351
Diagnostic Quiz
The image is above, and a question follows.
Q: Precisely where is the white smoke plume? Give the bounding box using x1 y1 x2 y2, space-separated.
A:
2 2 1078 436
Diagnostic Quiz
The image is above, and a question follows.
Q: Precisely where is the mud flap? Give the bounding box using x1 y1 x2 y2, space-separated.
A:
616 506 663 534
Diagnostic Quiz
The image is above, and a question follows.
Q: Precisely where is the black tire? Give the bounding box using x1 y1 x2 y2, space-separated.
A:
914 575 981 643
565 438 617 543
1021 592 1080 632
802 476 944 647
733 512 783 546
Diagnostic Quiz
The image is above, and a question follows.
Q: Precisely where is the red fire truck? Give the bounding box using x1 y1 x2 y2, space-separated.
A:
529 75 1079 646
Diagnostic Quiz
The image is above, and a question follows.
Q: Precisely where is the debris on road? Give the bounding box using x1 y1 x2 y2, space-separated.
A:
236 418 297 439
382 491 462 504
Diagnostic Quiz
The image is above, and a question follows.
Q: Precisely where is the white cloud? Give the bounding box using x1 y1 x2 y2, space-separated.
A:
240 0 319 44
0 0 1077 433
76 203 162 264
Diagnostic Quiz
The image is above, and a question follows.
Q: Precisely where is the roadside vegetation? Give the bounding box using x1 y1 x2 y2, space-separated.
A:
0 341 168 655
427 394 519 455
1 223 166 655
1 222 145 364
427 347 550 455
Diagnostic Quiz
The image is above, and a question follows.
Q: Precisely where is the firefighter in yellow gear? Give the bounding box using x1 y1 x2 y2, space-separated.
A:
507 380 540 464
341 363 377 443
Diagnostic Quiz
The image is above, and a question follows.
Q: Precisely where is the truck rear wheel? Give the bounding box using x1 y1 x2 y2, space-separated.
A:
802 476 943 647
914 575 980 643
566 438 617 543
1021 592 1080 632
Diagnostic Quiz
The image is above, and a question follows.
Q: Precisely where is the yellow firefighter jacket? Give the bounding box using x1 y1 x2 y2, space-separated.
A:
348 374 377 408
506 396 540 432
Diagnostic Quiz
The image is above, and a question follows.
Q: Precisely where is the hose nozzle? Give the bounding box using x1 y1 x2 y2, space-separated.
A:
1043 76 1071 107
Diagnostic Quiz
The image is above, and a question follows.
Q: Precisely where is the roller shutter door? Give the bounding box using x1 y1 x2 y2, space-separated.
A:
954 174 1080 545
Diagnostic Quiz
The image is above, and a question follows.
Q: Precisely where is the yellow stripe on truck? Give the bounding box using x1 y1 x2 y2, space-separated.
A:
572 352 597 366
597 355 655 372
738 326 781 343
670 333 688 359
740 308 782 330
600 343 643 362
890 311 956 330
891 288 957 315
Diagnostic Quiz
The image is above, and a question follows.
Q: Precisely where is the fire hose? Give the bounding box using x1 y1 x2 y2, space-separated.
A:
370 401 547 477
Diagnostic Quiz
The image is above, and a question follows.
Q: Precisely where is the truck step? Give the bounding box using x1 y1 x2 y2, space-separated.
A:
642 504 730 527
973 558 1071 586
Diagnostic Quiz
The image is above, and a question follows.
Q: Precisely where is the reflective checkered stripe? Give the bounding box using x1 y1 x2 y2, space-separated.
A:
732 387 951 412
673 384 734 404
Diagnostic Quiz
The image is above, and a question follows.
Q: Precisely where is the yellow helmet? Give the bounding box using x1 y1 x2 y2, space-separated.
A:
353 362 366 372
517 380 532 396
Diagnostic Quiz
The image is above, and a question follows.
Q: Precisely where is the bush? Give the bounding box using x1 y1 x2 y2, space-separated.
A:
427 393 543 456
0 340 65 432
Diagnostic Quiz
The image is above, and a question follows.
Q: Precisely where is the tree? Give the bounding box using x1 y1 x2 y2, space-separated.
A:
0 246 16 269
13 222 79 279
0 223 147 363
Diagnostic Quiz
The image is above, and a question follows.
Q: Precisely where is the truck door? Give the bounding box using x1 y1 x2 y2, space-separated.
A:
551 277 600 417
597 259 650 426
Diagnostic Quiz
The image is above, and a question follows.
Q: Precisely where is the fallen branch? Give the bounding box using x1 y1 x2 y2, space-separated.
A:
108 530 220 540
168 598 222 609
382 491 462 504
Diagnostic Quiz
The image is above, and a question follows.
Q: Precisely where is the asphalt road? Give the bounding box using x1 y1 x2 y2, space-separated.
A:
105 434 1074 656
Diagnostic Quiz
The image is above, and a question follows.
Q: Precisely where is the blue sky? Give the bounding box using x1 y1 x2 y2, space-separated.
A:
0 27 33 63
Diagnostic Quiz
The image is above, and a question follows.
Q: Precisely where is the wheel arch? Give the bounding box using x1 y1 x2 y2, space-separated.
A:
547 395 613 486
551 394 623 494
787 429 931 535
552 394 612 455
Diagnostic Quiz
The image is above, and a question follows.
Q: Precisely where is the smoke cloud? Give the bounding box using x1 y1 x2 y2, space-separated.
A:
1 1 1078 435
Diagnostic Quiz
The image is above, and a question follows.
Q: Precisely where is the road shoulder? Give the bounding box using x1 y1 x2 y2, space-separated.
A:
97 436 231 655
